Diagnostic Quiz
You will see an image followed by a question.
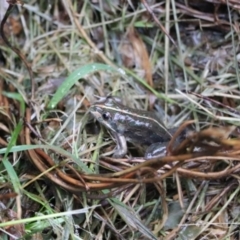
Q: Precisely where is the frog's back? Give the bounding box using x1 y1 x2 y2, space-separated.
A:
112 107 172 146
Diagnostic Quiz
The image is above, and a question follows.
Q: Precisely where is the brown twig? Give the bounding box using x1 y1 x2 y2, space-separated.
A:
141 0 176 47
0 1 35 102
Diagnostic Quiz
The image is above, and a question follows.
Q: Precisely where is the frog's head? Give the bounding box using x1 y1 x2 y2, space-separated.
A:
89 96 121 133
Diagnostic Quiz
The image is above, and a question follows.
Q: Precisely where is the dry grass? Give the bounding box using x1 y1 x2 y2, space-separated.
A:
0 0 240 239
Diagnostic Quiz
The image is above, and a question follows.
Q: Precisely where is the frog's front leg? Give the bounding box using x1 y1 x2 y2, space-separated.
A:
111 132 128 158
144 142 168 160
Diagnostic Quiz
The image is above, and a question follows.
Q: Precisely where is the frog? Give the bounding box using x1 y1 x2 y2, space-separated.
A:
89 96 176 159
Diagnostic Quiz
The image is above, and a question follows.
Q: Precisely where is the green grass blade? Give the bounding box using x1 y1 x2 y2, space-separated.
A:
0 144 92 173
1 93 25 193
47 63 116 109
2 120 23 193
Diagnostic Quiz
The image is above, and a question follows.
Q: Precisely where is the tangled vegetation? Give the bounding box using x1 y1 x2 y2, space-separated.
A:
1 0 240 239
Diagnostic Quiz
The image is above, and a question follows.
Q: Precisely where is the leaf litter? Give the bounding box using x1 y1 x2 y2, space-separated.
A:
0 0 240 239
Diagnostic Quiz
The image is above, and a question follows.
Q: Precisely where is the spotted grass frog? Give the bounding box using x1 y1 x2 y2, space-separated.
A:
89 96 176 159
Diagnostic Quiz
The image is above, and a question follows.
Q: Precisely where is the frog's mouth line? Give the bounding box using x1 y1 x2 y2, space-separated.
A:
89 110 116 132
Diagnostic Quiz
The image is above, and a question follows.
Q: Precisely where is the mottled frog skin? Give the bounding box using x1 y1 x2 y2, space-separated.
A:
89 96 175 159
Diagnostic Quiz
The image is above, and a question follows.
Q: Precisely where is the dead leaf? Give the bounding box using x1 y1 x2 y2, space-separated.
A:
119 26 153 86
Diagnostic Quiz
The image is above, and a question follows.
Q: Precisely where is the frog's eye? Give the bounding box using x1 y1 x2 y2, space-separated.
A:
102 112 112 121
